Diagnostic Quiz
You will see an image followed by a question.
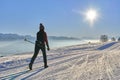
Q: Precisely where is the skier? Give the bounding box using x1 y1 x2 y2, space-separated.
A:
29 23 50 70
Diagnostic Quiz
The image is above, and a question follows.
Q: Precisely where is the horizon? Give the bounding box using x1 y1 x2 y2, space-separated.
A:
0 0 120 38
0 33 119 40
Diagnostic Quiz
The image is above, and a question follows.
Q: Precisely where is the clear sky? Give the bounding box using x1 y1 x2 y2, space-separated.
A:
0 0 120 38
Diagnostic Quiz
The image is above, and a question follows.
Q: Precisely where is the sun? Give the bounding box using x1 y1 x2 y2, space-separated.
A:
84 8 98 26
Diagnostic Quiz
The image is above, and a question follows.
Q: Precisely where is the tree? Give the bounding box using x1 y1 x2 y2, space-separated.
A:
118 37 120 41
111 37 116 41
100 35 108 42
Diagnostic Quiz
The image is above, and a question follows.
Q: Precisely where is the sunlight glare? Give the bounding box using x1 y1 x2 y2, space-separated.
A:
85 8 98 26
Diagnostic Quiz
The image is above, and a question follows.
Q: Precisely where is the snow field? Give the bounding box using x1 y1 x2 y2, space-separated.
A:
0 42 120 80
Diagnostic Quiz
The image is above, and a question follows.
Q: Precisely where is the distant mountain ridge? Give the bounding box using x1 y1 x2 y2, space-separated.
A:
49 36 80 40
0 33 34 41
0 33 80 41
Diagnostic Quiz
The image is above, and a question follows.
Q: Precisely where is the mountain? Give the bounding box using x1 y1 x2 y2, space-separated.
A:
49 36 80 40
0 33 80 41
0 33 34 41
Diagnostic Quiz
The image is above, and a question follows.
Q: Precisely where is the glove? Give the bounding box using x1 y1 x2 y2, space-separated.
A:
47 47 50 51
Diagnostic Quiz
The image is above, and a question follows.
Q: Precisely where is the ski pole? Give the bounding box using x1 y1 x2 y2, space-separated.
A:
24 38 35 44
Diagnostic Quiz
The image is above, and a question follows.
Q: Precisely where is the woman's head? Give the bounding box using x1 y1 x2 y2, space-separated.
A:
39 23 44 31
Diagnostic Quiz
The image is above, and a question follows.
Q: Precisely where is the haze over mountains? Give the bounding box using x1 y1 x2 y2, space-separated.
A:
0 33 80 41
0 33 33 41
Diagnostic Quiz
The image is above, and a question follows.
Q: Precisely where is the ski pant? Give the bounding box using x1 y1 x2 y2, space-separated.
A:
30 42 47 67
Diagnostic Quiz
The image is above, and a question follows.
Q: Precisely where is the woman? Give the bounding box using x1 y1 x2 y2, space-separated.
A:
29 23 50 70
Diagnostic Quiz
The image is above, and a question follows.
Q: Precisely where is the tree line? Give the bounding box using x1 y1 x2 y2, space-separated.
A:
100 35 120 42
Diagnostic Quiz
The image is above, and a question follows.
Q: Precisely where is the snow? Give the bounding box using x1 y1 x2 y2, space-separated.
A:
0 42 120 80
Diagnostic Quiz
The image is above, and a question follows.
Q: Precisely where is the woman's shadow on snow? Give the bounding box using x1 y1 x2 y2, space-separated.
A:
0 68 44 80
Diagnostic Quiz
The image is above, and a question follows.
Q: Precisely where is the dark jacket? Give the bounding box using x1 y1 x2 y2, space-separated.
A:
37 30 48 45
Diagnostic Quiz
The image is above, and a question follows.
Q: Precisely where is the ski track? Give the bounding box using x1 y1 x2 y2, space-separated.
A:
1 42 120 80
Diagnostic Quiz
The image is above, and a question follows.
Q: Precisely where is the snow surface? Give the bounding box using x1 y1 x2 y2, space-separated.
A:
0 42 120 80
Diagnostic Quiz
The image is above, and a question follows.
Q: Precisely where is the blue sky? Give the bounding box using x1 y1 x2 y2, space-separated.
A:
0 0 120 38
